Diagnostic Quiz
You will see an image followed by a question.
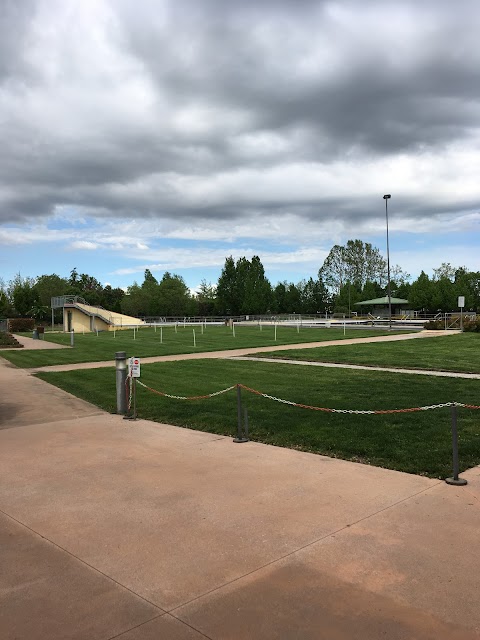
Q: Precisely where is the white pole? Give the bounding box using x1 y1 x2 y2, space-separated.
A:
260 321 262 331
297 322 299 334
114 328 116 338
96 329 99 337
175 322 178 333
274 323 277 341
343 315 346 336
193 328 196 347
233 322 236 337
154 323 157 332
184 317 186 328
201 323 204 334
161 327 163 343
133 327 136 340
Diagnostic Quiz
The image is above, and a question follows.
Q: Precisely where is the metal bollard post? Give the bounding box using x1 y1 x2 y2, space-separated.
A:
233 384 249 443
115 351 127 414
70 329 74 347
445 405 468 486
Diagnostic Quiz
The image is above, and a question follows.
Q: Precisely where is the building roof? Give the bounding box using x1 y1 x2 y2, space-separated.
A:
354 297 409 306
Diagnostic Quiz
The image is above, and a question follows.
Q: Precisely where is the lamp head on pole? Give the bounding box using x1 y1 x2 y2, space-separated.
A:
383 194 391 200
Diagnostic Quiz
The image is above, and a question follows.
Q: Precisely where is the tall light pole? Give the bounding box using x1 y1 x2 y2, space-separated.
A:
383 194 392 331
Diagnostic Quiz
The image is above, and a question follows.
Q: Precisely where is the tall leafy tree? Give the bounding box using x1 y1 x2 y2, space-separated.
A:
196 280 217 315
242 256 272 314
272 282 288 313
9 274 39 317
319 240 388 294
216 255 272 315
409 271 435 311
157 272 191 316
34 274 69 307
299 277 330 314
216 256 238 315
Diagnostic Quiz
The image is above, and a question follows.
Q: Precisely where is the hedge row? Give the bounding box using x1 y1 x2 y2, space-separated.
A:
7 318 35 332
424 319 480 332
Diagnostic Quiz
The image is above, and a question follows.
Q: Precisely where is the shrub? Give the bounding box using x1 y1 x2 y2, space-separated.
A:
0 332 23 348
8 317 35 332
424 320 443 330
463 319 480 332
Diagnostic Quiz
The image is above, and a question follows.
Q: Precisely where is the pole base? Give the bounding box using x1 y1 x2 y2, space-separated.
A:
233 437 249 443
123 415 137 421
445 477 468 486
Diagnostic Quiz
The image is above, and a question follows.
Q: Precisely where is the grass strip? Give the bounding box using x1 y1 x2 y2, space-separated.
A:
37 358 480 479
2 325 411 368
254 333 480 373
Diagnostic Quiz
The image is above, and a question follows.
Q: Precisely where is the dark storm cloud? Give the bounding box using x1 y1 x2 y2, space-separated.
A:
1 0 480 228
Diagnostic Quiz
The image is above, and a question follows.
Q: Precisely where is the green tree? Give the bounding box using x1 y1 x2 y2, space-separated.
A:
319 240 388 294
121 282 146 316
334 281 361 314
34 274 69 307
242 256 272 314
272 282 288 313
284 283 302 313
10 274 39 317
196 280 217 315
100 286 125 313
28 304 50 321
409 271 435 311
216 255 272 315
0 279 13 316
454 268 480 311
157 272 191 316
216 256 238 315
141 269 160 315
299 277 330 314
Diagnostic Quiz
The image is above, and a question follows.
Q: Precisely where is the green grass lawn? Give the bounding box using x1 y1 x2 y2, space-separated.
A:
37 358 480 478
1 325 411 368
255 333 480 373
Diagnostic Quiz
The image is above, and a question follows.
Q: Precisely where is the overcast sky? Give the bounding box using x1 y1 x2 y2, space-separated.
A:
1 0 479 290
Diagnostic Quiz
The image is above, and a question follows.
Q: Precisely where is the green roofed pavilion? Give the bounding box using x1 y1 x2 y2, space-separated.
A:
355 297 409 306
354 296 411 317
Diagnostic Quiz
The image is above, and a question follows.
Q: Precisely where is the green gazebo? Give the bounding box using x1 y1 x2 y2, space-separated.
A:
355 296 410 316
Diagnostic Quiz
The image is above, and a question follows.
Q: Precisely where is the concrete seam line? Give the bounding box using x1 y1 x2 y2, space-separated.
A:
167 480 443 615
105 613 165 640
0 508 165 612
106 612 214 640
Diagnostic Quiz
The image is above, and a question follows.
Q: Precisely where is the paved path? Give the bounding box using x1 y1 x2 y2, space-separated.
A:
231 356 480 379
28 329 459 373
1 351 480 638
1 334 68 350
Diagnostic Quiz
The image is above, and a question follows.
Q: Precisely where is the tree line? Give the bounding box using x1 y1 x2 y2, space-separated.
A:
1 240 479 320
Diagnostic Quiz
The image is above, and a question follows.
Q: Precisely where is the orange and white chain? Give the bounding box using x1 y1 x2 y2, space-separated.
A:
125 369 133 410
136 380 236 401
133 380 480 414
238 384 480 414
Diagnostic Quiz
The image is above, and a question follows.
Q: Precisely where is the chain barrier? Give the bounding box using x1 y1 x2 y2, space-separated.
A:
133 380 480 414
136 380 236 401
238 384 480 414
125 369 133 411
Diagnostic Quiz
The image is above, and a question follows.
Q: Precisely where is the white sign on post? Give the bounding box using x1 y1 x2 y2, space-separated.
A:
458 296 465 308
129 357 141 378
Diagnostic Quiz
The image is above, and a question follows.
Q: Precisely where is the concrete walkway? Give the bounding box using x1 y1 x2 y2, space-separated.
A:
28 329 459 373
1 333 68 350
1 354 480 638
232 356 480 380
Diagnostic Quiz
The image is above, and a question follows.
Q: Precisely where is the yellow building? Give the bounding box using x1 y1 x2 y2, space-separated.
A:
63 300 145 332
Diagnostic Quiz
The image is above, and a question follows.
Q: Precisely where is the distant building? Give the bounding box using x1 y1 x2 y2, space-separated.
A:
354 296 413 317
52 295 145 332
